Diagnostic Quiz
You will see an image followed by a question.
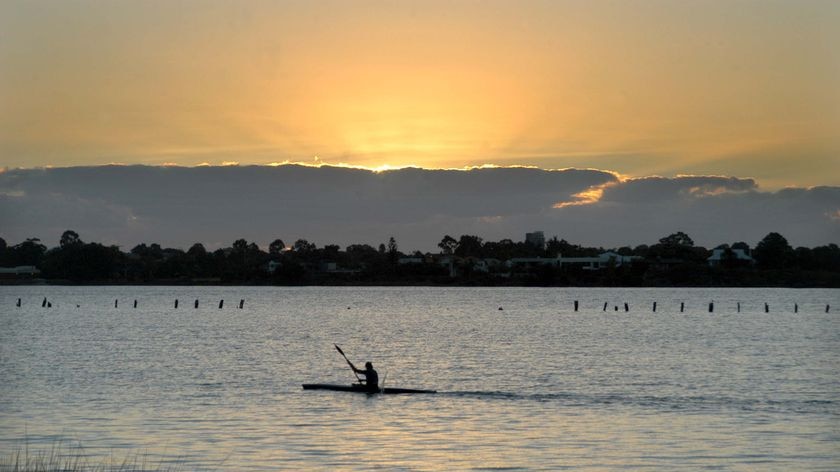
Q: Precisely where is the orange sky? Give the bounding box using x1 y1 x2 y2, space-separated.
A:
1 0 838 188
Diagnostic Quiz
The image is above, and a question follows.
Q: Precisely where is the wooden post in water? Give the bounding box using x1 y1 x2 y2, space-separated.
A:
680 302 684 313
195 299 199 309
826 304 830 313
133 300 137 309
219 299 224 309
47 302 52 308
764 302 769 313
174 299 179 309
114 299 118 308
737 302 741 313
794 303 798 313
709 302 714 313
17 298 21 307
652 302 657 312
239 299 244 309
42 297 47 307
603 302 608 312
624 302 629 312
574 300 579 312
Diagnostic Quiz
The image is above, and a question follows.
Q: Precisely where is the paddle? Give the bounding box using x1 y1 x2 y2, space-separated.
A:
334 344 362 383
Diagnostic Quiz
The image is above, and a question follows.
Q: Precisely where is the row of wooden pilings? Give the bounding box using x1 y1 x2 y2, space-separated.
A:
12 297 834 313
571 300 831 313
16 297 246 309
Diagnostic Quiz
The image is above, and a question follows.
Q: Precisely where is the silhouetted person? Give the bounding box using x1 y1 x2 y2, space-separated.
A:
351 361 379 392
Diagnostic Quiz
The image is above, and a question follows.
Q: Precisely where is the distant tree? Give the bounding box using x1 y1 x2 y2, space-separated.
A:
454 235 483 258
544 237 582 257
438 235 458 255
232 239 248 252
378 243 386 254
648 232 706 263
148 244 163 258
387 236 399 264
10 238 47 266
545 237 563 256
753 232 793 269
76 243 122 280
346 243 377 254
187 243 207 257
323 244 340 258
293 239 316 253
269 239 286 255
794 246 814 270
346 244 380 269
60 230 82 248
731 241 750 253
659 231 694 247
485 238 519 260
811 244 840 272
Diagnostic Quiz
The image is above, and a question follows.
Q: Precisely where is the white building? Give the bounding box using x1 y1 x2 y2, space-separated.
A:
559 251 640 270
0 266 41 277
525 231 545 249
707 248 753 267
505 252 640 271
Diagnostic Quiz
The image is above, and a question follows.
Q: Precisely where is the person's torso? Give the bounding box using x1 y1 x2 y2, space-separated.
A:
366 369 379 386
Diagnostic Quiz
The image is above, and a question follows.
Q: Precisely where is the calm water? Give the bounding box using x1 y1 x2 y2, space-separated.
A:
1 286 838 470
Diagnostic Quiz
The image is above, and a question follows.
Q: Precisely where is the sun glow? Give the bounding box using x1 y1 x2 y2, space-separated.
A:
1 2 837 186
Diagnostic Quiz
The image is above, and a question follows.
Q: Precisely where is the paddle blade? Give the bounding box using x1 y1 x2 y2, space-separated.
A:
334 344 345 356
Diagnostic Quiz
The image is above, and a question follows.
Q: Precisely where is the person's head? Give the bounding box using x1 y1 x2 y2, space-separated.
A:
365 361 373 370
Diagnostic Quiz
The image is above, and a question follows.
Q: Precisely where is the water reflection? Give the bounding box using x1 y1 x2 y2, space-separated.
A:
1 286 838 470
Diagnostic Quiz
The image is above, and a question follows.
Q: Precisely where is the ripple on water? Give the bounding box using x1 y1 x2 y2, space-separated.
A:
1 286 838 470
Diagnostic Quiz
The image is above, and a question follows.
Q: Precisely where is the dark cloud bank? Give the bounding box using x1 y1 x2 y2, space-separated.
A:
1 165 837 252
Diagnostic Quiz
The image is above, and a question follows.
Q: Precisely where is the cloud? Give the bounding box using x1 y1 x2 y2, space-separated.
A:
552 178 839 248
0 165 615 249
598 175 758 203
0 166 836 251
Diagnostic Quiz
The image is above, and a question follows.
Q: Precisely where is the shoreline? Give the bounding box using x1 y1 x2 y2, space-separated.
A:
2 279 839 289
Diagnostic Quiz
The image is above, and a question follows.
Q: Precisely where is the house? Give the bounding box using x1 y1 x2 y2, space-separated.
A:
319 261 338 272
435 255 459 277
505 252 640 272
475 258 502 272
461 257 502 273
707 248 754 267
505 257 561 270
397 257 425 265
317 261 360 274
0 265 41 279
559 252 640 270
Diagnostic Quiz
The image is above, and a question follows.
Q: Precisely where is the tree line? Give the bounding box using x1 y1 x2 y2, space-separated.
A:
1 230 838 287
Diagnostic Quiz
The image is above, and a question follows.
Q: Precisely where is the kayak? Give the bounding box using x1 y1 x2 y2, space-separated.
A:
302 383 437 394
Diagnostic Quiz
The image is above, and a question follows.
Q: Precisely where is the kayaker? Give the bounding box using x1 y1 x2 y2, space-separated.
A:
351 361 379 392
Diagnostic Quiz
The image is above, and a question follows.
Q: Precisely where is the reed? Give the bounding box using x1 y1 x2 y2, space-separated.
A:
0 441 185 472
